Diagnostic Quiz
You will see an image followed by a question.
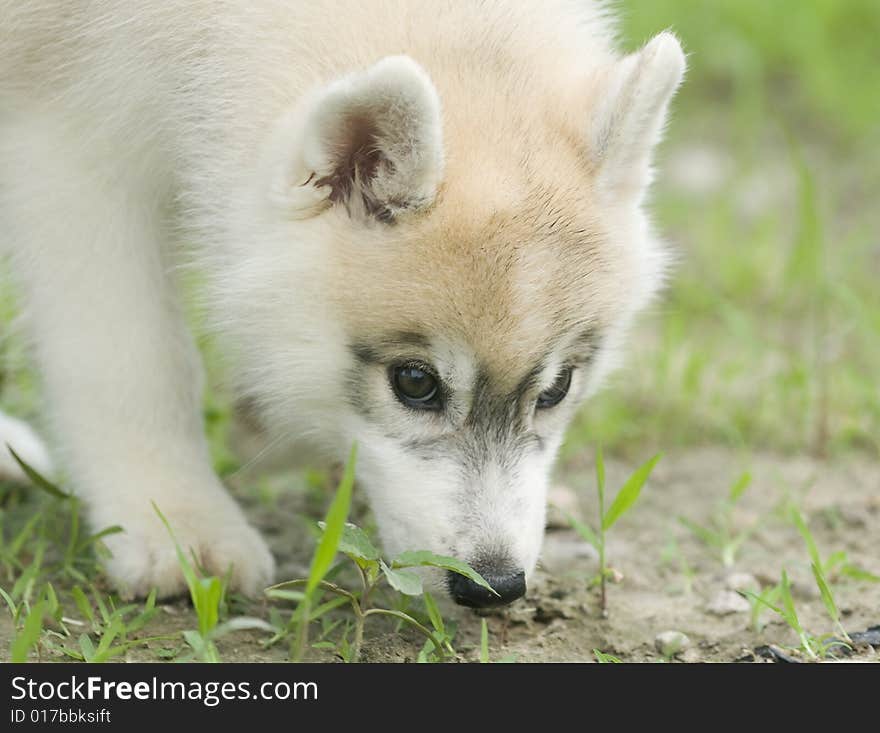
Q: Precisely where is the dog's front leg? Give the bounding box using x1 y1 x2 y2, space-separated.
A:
4 137 274 598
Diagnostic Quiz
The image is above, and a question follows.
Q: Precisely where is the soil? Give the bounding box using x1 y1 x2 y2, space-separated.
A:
359 448 880 663
2 447 878 663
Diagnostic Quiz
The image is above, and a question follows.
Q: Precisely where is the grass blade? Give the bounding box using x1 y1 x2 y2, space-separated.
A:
564 511 600 551
422 592 445 637
78 633 96 663
840 565 880 583
677 517 722 548
811 562 846 640
152 503 200 605
77 525 125 553
70 586 95 627
307 444 357 596
0 587 17 617
392 550 497 596
791 506 821 569
11 600 46 662
6 445 70 499
728 472 752 504
293 443 357 662
603 454 661 531
593 649 621 663
739 589 782 616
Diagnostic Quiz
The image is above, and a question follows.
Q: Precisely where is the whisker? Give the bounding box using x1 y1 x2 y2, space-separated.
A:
227 430 292 478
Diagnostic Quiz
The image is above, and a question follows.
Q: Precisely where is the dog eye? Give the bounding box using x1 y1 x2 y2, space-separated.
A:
390 364 441 410
536 367 572 409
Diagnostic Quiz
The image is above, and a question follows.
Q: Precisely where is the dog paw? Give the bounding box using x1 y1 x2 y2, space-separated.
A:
100 506 275 599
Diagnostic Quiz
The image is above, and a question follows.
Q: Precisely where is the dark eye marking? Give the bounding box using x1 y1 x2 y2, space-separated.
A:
346 332 433 419
349 331 430 365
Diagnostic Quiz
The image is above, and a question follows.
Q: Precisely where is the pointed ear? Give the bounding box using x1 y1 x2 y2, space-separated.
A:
272 55 444 222
589 32 685 198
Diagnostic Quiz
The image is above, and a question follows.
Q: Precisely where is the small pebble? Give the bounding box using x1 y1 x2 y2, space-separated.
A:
706 589 750 616
791 580 820 601
725 572 759 592
655 630 691 658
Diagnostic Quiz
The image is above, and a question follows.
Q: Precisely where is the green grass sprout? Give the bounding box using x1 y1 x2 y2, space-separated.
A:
593 649 622 663
567 447 661 616
268 520 491 662
741 569 848 660
678 471 757 567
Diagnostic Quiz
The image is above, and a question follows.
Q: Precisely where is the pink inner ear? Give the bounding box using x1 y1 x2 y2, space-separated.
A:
313 113 397 221
285 55 444 222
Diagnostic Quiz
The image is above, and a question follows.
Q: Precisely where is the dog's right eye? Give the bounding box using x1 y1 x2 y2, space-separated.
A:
536 366 573 409
390 364 442 410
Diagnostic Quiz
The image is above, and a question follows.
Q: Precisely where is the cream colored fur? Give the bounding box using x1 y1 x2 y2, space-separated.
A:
0 1 684 599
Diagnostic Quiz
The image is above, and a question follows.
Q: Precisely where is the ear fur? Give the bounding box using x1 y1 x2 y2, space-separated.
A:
590 32 686 197
273 55 444 222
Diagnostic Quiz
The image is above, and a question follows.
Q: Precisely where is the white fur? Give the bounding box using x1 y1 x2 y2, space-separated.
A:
273 55 444 220
0 410 54 482
0 1 683 599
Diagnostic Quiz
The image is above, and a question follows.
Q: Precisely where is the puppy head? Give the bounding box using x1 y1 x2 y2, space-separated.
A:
230 39 684 606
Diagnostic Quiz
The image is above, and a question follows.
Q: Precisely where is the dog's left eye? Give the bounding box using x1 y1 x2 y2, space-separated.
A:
390 364 442 410
536 367 573 409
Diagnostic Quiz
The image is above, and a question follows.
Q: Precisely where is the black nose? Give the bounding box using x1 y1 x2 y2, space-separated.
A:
448 568 526 608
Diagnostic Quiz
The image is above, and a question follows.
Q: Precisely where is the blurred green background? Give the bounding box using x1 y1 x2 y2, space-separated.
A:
565 0 880 460
2 0 879 468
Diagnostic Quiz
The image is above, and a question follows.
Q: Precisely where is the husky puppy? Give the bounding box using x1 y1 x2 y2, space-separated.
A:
0 1 684 605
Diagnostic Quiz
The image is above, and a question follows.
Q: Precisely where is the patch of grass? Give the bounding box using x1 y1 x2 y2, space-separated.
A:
1 450 124 588
9 597 47 662
739 582 783 634
561 2 880 459
593 649 622 664
660 532 696 596
0 452 162 662
566 448 661 616
789 504 880 585
262 442 498 663
288 443 358 662
153 502 273 662
741 570 847 660
45 587 173 663
269 520 494 663
0 441 485 665
622 0 880 143
677 471 758 568
473 618 516 664
154 503 226 662
4 577 173 663
788 504 879 647
479 618 489 663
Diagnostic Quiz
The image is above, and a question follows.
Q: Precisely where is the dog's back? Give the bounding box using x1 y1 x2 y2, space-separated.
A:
2 1 619 223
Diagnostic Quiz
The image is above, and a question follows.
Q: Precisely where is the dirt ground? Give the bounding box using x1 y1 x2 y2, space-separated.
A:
361 448 880 663
7 447 876 663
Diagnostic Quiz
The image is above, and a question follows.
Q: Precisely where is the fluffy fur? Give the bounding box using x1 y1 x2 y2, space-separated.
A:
0 1 684 600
